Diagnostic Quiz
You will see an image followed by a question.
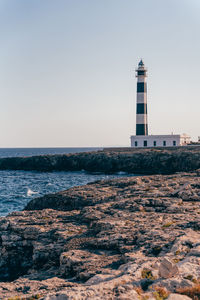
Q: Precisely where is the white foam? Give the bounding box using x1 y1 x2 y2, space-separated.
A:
27 188 38 197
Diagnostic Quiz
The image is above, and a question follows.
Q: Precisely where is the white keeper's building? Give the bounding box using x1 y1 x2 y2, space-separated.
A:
130 60 191 148
131 134 191 148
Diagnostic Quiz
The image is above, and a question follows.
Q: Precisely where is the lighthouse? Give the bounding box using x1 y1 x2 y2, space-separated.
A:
136 59 148 136
130 60 191 147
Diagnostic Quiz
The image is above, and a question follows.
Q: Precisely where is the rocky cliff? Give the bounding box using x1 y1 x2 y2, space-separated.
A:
0 170 200 299
0 146 199 174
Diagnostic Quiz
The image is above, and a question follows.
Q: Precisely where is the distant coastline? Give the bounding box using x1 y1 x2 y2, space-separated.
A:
0 146 199 174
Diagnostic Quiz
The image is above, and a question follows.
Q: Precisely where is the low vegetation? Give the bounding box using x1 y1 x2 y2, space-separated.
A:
153 286 169 300
141 268 156 280
177 283 200 300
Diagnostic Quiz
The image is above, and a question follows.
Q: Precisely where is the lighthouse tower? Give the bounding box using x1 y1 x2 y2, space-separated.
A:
130 60 191 147
136 59 148 135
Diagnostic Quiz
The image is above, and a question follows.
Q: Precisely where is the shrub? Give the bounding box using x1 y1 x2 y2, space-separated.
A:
141 268 155 280
175 250 181 255
153 286 169 300
162 222 174 229
177 284 200 299
8 295 41 300
173 258 180 264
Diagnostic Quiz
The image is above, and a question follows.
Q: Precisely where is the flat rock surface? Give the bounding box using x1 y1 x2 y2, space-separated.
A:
0 171 200 299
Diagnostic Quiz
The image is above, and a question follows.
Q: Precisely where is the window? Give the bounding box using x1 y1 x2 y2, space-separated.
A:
144 140 147 147
163 141 166 146
153 141 157 147
173 141 176 146
135 141 138 147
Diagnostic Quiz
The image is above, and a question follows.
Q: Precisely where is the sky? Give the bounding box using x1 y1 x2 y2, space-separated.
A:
0 0 200 147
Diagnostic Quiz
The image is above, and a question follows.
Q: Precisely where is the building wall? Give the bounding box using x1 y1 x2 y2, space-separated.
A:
180 135 191 145
130 135 190 148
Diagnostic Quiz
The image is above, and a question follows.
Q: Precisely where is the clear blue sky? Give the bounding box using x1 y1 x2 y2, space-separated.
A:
0 0 199 147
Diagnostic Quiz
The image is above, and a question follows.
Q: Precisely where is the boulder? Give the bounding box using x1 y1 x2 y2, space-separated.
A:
159 258 179 279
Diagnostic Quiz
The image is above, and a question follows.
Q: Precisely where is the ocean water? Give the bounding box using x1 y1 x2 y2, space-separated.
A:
0 147 102 158
0 148 129 217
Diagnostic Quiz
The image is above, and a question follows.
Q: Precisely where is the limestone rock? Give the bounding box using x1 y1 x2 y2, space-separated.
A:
167 293 192 300
85 274 116 285
177 256 200 279
159 258 179 278
59 250 120 281
44 276 140 300
0 171 199 298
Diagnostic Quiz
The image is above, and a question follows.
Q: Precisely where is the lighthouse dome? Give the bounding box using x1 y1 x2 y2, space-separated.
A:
139 59 144 66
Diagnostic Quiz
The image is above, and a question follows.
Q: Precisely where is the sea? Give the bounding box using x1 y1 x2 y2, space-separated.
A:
0 148 131 217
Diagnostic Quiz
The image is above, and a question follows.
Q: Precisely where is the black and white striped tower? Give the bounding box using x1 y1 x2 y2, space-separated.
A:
136 59 148 135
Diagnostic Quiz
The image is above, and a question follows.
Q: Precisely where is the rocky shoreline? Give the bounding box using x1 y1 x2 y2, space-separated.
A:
0 146 199 174
0 170 200 299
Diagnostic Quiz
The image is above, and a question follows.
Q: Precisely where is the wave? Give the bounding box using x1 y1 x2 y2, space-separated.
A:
27 188 38 197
